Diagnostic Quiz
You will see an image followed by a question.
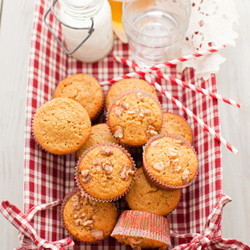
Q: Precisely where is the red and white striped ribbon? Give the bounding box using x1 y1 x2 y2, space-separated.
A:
0 200 74 250
171 194 250 250
113 56 241 108
101 45 226 86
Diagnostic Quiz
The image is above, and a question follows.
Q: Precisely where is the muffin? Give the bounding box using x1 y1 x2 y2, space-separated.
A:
111 210 170 249
107 90 163 147
125 168 181 215
76 144 135 201
161 112 193 144
32 98 91 155
62 189 118 243
105 78 158 109
143 134 198 189
77 123 118 159
53 74 103 120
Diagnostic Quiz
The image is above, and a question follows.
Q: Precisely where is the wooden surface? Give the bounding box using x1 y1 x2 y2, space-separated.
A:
0 0 249 249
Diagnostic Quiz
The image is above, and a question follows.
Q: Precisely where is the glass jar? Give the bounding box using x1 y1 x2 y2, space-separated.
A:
46 0 114 63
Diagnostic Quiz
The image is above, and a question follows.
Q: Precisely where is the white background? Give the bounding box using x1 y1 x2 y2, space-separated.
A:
0 0 249 249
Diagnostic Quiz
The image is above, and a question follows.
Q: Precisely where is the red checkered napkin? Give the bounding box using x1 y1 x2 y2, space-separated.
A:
0 0 248 249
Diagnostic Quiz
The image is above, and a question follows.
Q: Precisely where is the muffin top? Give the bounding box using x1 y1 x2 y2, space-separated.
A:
32 97 91 155
161 112 193 144
53 74 103 120
105 78 158 109
143 136 198 188
63 190 118 243
77 123 118 159
77 144 135 201
107 91 163 146
125 168 181 215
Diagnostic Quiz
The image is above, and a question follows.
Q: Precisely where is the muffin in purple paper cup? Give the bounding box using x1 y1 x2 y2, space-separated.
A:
111 210 171 249
107 90 163 147
75 143 136 202
62 188 118 243
143 134 199 190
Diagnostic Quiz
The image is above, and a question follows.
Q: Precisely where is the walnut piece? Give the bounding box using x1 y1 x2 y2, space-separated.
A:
72 201 81 210
182 169 190 185
121 102 129 110
113 126 124 138
101 146 113 156
93 157 103 171
140 107 151 116
150 140 158 147
167 148 179 157
153 162 165 172
127 107 139 114
74 218 84 226
120 164 134 181
102 161 113 175
83 219 93 227
146 129 158 139
114 106 124 117
136 92 143 101
91 230 104 241
81 169 92 183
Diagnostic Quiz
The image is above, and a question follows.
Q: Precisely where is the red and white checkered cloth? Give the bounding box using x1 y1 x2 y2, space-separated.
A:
0 0 249 249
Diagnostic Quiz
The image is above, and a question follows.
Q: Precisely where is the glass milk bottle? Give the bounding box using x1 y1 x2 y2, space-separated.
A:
48 0 114 63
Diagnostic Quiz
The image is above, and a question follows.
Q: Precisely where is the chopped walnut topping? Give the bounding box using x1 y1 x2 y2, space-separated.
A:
115 100 121 106
74 218 88 226
127 107 139 114
171 159 179 166
151 140 158 147
136 92 143 101
71 194 79 202
113 126 124 138
121 102 129 110
146 117 153 123
182 169 190 185
83 219 93 227
101 146 113 156
91 230 104 241
120 164 135 181
73 210 86 219
102 161 113 175
93 158 103 171
88 199 97 206
114 106 124 117
153 162 165 172
81 169 92 183
148 125 156 130
140 107 151 116
174 139 184 145
146 129 158 139
173 165 182 172
167 148 179 157
72 201 81 210
79 195 88 206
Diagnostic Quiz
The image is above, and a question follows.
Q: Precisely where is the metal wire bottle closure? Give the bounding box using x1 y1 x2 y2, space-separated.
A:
43 0 95 55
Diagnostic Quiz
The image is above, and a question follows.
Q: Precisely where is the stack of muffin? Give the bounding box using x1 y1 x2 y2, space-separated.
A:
32 74 198 249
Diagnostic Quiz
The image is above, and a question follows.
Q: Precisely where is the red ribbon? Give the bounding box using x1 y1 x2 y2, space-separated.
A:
171 194 250 250
0 200 74 250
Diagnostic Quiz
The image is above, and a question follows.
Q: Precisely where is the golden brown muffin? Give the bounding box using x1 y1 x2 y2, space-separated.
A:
53 74 103 120
111 210 170 249
32 98 91 155
107 90 163 147
76 144 135 201
125 168 181 215
143 135 198 189
161 112 193 144
105 78 158 109
77 123 118 159
63 190 118 243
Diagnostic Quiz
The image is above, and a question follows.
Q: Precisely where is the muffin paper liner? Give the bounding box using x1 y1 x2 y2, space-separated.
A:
106 89 164 148
161 111 193 145
61 187 118 244
142 133 199 190
111 210 171 246
75 142 136 202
